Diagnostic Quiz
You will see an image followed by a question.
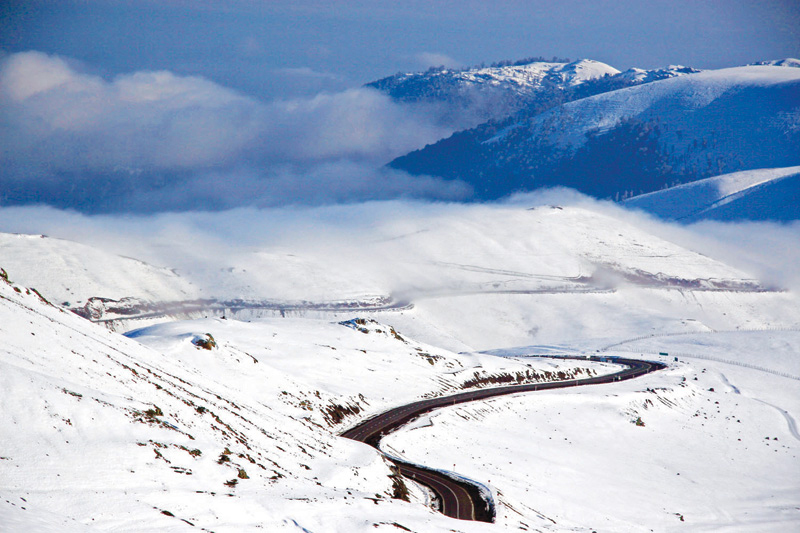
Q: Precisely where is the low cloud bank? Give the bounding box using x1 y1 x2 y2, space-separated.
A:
0 51 465 212
1 190 799 299
667 220 800 292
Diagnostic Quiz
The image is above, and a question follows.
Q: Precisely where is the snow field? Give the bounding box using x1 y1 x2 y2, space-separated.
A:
2 196 799 531
0 276 607 532
383 352 800 531
382 286 800 353
0 233 201 307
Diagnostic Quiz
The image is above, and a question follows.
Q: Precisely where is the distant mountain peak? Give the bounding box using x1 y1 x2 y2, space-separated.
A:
389 64 800 202
618 65 702 83
749 58 800 68
364 56 621 128
367 57 620 96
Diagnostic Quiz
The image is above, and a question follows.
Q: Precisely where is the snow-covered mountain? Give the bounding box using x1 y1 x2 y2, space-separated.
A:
623 166 800 222
368 59 621 102
367 58 699 128
366 59 616 125
389 63 800 203
750 58 800 68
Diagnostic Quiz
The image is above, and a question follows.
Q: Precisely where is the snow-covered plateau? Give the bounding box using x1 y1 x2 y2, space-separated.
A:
1 196 799 532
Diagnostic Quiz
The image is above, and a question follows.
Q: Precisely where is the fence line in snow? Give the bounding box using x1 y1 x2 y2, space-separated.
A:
611 348 800 381
600 326 800 351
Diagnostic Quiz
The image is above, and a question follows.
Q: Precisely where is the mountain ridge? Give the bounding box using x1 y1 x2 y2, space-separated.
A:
366 58 700 128
388 64 800 203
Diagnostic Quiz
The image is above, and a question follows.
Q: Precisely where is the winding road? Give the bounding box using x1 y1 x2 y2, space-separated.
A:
341 356 666 522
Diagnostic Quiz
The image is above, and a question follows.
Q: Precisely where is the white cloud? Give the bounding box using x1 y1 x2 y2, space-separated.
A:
0 51 460 212
1 190 799 301
414 52 461 69
273 66 340 80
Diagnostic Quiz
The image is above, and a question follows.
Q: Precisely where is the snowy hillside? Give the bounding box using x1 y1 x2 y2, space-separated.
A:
3 234 799 531
623 166 800 222
0 233 201 308
390 64 800 202
0 272 608 532
2 193 800 531
384 337 800 531
6 200 800 354
3 202 785 332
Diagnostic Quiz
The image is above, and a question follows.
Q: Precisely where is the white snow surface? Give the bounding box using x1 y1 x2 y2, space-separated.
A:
2 199 800 531
0 275 608 532
384 345 800 531
0 233 201 306
622 166 800 221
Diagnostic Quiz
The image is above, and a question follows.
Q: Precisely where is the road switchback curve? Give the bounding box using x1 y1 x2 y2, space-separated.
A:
341 356 666 522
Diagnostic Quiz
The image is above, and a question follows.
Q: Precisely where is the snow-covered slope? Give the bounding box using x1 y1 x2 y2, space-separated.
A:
0 233 201 307
9 201 785 335
3 201 800 530
384 338 800 531
4 249 798 532
390 65 800 202
0 271 609 532
623 166 800 222
7 199 800 349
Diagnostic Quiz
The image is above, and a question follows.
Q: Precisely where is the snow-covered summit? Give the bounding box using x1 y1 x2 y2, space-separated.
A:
455 58 620 89
542 58 621 86
617 64 701 84
749 58 800 68
369 58 619 99
366 56 706 129
365 57 621 127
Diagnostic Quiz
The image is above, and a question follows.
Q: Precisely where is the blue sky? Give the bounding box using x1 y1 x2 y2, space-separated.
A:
3 0 798 100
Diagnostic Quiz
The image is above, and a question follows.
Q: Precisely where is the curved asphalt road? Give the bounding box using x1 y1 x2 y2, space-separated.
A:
341 356 665 522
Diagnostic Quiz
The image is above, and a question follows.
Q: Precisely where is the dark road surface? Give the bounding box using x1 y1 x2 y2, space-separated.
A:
341 356 666 522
